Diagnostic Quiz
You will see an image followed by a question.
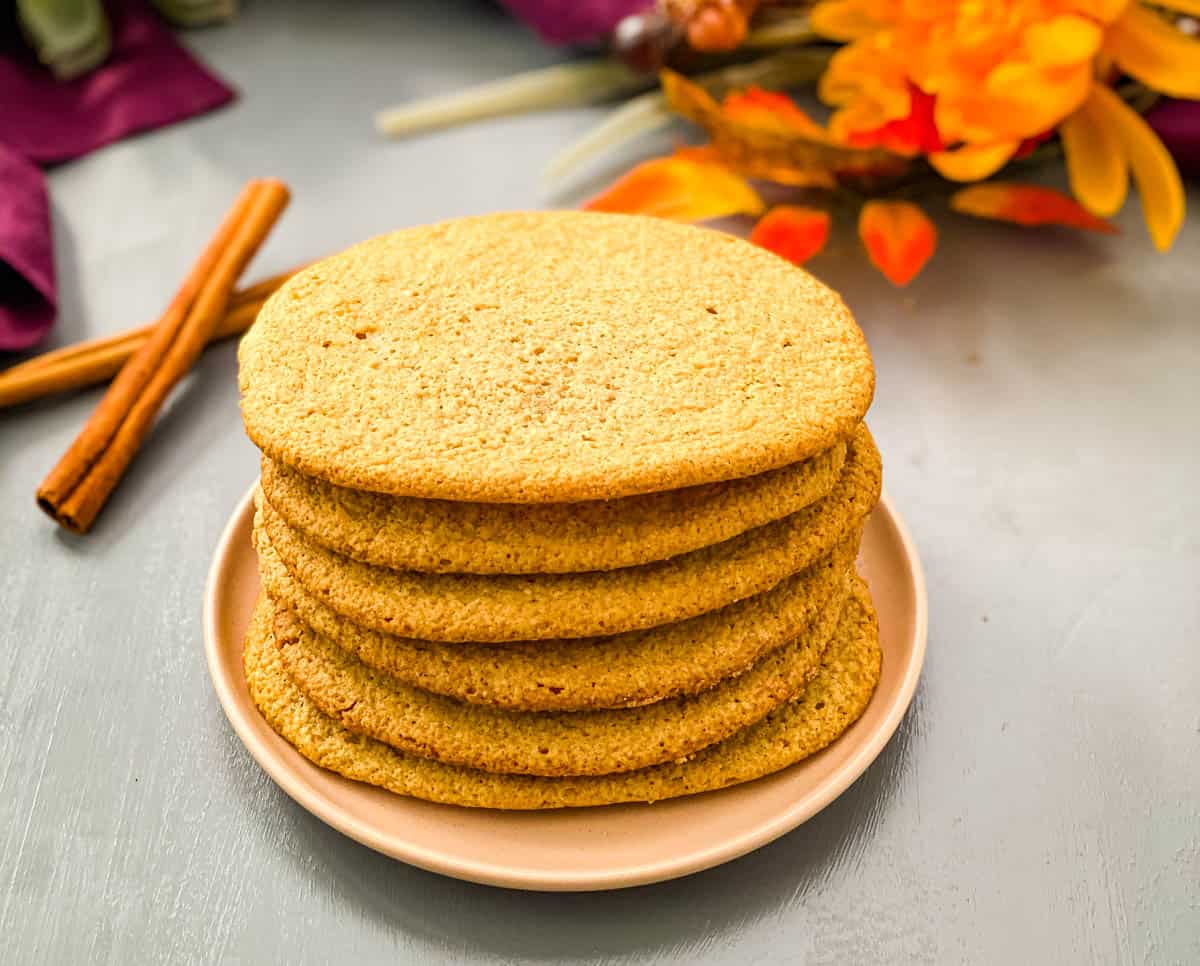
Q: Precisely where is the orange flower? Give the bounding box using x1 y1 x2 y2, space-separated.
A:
950 183 1118 234
858 201 937 287
660 70 901 187
582 156 765 221
1061 83 1185 250
811 0 1200 248
721 87 827 138
750 206 832 265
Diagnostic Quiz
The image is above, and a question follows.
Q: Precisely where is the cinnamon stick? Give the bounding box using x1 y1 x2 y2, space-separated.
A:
0 266 300 409
13 269 290 374
37 179 291 533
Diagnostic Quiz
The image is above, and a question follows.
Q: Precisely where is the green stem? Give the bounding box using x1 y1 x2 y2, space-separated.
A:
544 89 672 183
375 59 648 138
692 48 833 98
743 20 818 49
1013 140 1064 167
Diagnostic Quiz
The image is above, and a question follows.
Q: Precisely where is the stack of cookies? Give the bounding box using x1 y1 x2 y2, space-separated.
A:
238 211 882 810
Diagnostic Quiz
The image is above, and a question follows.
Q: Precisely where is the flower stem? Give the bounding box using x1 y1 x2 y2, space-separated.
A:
375 59 648 138
743 16 818 48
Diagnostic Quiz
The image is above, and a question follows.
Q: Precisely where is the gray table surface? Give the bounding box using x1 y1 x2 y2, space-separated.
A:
3 2 1198 963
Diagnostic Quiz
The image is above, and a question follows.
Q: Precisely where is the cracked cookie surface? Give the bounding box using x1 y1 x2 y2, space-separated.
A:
239 211 874 503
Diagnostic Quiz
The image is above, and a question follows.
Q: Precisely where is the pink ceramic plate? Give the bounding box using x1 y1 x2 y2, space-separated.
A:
205 484 926 891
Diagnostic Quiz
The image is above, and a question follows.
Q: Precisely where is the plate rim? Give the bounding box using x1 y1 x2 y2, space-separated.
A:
204 483 927 891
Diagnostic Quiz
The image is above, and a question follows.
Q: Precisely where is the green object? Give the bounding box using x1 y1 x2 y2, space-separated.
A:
151 0 239 28
16 0 111 80
743 14 817 49
375 59 650 138
543 87 673 183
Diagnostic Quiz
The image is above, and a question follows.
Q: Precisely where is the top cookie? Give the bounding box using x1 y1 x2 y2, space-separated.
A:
239 211 874 502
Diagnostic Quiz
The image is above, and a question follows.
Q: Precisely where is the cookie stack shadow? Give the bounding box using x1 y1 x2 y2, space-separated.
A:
238 211 884 810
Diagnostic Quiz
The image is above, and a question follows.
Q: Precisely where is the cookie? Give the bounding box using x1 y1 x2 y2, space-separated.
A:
243 579 881 808
238 211 875 503
258 530 856 711
259 440 846 574
257 425 880 643
270 581 845 777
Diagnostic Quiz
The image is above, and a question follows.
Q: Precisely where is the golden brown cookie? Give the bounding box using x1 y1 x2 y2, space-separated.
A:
259 441 846 574
270 583 845 777
243 579 882 808
256 425 880 643
258 530 856 711
238 211 874 503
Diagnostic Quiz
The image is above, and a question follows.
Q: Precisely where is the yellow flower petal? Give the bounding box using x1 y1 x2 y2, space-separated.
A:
980 61 1093 135
929 141 1020 182
1089 84 1185 251
828 102 891 143
1025 15 1103 67
819 44 910 118
1067 0 1129 23
810 1 880 42
583 157 766 222
1105 4 1200 99
1156 0 1200 15
1060 100 1128 218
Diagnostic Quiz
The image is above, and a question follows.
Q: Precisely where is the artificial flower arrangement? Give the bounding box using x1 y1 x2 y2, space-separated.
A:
380 0 1200 286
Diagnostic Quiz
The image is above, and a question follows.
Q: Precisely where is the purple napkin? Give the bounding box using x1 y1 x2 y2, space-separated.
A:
500 0 649 44
1147 99 1200 181
0 0 233 351
0 146 56 351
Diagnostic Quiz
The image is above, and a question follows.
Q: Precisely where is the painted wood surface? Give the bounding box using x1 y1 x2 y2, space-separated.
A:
1 1 1197 961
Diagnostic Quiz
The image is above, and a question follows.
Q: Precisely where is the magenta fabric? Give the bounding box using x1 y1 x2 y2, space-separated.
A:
0 0 233 351
0 146 56 351
0 0 234 164
499 0 650 44
1147 99 1200 181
